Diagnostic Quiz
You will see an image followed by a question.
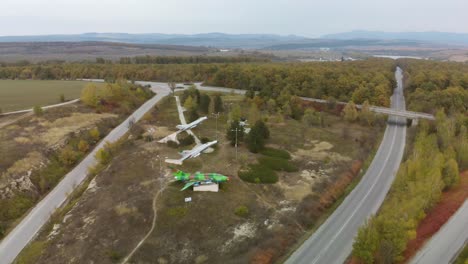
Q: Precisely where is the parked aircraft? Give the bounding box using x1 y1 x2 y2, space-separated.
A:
176 116 208 132
165 140 218 165
173 170 229 191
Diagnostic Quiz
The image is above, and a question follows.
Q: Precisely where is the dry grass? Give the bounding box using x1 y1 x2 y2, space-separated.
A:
0 151 46 188
39 112 117 146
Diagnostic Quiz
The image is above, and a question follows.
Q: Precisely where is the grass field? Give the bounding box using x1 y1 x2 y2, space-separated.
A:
0 80 88 112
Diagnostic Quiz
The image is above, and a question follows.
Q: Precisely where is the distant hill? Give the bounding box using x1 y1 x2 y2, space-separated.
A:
0 33 308 49
264 39 424 50
322 31 468 46
0 41 216 62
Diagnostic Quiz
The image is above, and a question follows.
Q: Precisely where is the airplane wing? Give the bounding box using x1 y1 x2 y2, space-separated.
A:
176 124 188 130
181 181 197 191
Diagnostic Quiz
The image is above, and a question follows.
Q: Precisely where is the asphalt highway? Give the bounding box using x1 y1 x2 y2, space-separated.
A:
285 67 407 264
410 199 468 264
0 82 170 264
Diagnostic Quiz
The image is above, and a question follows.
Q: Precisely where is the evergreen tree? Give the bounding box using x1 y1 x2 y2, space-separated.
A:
198 94 211 114
214 94 224 113
246 124 265 153
254 120 270 139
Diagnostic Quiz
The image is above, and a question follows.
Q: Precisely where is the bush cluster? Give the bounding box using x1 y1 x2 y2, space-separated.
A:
259 147 291 160
238 164 278 184
258 156 298 172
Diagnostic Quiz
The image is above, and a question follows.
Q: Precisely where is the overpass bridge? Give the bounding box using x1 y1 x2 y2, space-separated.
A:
300 97 435 121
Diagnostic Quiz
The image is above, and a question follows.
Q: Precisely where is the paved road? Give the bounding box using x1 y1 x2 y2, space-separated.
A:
286 67 407 264
410 199 468 264
0 83 170 264
0 99 80 116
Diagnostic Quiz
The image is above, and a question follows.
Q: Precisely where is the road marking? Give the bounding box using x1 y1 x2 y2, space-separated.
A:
308 81 403 264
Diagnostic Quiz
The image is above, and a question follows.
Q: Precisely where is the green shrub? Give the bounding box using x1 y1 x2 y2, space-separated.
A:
238 164 278 184
177 133 195 146
33 105 43 116
167 140 179 148
200 137 211 144
235 205 249 217
258 156 298 172
260 147 291 160
106 249 122 263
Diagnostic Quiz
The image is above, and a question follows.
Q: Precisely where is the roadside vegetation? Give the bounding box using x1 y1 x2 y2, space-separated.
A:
352 60 468 264
0 59 395 107
0 80 153 239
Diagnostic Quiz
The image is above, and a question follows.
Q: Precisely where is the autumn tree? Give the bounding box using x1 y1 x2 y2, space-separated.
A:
443 158 460 189
33 105 43 116
213 94 224 113
89 127 100 142
303 109 320 127
360 100 374 126
81 83 99 107
229 104 242 122
78 140 90 153
343 101 358 122
248 103 260 124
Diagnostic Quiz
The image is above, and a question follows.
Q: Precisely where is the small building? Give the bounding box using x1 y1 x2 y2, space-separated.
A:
193 183 219 192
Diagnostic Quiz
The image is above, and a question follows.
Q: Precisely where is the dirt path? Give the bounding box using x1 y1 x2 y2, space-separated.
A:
0 112 31 129
121 176 169 264
174 95 201 145
403 170 468 262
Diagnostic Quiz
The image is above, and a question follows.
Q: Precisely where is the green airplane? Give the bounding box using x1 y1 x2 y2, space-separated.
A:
173 170 229 191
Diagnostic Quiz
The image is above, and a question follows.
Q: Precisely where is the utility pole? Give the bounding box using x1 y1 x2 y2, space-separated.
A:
231 127 241 162
212 112 220 141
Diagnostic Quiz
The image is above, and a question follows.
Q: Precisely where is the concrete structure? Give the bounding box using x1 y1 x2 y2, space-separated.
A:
194 183 219 192
300 97 435 121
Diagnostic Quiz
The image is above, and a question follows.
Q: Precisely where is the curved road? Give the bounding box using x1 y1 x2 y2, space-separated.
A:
0 99 81 116
410 199 468 264
0 71 410 264
0 83 170 264
286 67 407 264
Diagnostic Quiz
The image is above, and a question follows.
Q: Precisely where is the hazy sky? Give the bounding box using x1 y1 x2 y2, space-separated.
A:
1 0 467 37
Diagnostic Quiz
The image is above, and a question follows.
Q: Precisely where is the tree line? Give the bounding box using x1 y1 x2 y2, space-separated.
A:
398 59 468 114
0 59 396 108
352 59 468 263
115 55 271 64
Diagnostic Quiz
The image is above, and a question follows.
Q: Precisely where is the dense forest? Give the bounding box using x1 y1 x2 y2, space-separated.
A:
0 59 396 107
399 59 468 114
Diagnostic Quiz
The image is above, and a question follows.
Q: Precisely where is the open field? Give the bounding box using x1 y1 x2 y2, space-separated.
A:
18 92 384 264
0 80 89 112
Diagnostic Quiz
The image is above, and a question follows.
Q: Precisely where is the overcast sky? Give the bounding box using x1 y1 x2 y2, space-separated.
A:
1 0 467 37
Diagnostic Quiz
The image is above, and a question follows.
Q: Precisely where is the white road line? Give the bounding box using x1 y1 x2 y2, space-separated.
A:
310 122 398 264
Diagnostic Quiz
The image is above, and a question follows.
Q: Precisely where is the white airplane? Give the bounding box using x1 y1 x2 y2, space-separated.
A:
176 116 208 132
165 140 218 165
